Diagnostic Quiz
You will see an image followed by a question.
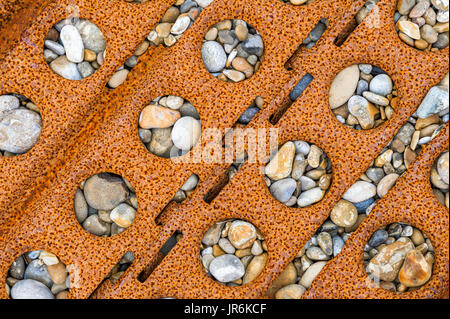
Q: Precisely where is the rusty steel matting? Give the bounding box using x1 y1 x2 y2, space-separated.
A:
0 0 448 299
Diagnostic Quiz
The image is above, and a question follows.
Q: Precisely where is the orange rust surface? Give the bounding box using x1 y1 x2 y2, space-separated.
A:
0 0 448 299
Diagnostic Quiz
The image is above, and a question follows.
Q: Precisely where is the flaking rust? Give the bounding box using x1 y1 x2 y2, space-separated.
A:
0 0 448 299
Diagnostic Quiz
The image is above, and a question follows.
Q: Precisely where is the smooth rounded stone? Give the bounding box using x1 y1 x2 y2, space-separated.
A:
171 15 191 35
83 173 128 210
74 189 88 223
11 279 54 299
332 236 345 257
265 142 295 180
228 220 257 249
108 69 129 88
24 260 53 287
401 225 414 237
0 95 20 116
395 122 415 145
289 73 314 101
209 254 245 282
367 238 415 281
201 41 227 72
181 174 199 192
348 95 378 129
297 187 325 207
377 173 400 197
432 0 449 11
197 0 214 7
77 61 94 78
241 34 264 56
359 64 372 74
437 9 449 22
238 107 259 124
110 203 136 228
75 20 106 53
369 74 393 96
275 284 306 299
306 247 329 261
417 86 449 119
433 31 449 48
82 214 109 236
362 91 389 106
218 238 236 254
171 116 201 150
44 40 65 55
398 0 416 15
398 249 432 287
218 30 236 44
138 128 152 144
343 181 376 203
139 104 180 129
125 55 138 68
300 176 316 191
369 230 388 247
299 261 326 288
251 241 263 255
180 103 200 119
223 69 245 82
293 140 310 155
356 79 369 95
421 24 439 43
397 20 421 39
40 251 59 266
330 199 358 227
235 24 248 41
353 197 375 214
267 262 297 297
270 178 297 203
317 232 333 256
437 152 449 184
149 127 174 156
0 108 42 153
291 154 307 180
9 256 25 280
166 96 184 110
242 253 267 284
431 166 449 189
50 55 82 80
47 263 67 285
60 25 84 63
202 222 225 245
410 0 431 18
329 65 360 109
366 167 385 184
307 145 322 168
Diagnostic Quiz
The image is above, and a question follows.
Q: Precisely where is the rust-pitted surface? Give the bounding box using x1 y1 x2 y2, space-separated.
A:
0 0 448 299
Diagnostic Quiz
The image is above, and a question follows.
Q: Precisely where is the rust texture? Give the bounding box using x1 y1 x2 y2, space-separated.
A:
0 0 448 299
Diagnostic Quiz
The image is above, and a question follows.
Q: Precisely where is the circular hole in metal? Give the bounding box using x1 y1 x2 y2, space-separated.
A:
138 95 201 158
201 19 264 83
364 222 435 292
0 94 42 157
394 0 449 51
74 172 137 237
264 141 332 208
430 150 449 209
329 63 397 130
6 250 70 299
44 18 106 80
200 219 267 286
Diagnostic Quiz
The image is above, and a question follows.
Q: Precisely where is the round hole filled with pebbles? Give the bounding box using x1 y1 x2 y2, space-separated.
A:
6 250 69 299
0 94 42 157
395 0 449 51
44 17 106 80
74 173 137 237
430 150 449 208
329 64 397 130
365 222 435 292
264 141 332 208
201 219 267 286
201 20 264 83
138 95 201 158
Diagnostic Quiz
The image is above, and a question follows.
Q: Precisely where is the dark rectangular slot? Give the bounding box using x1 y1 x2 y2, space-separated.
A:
269 73 314 125
137 231 182 283
334 1 378 47
203 155 248 204
285 19 329 71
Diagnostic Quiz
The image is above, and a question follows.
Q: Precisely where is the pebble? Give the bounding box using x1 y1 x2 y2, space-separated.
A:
149 127 174 157
201 41 227 73
82 214 109 236
343 181 377 203
75 20 106 53
329 65 360 109
139 104 180 129
348 95 378 129
60 25 84 63
243 253 267 284
362 91 390 106
270 178 297 203
219 238 236 254
397 20 421 39
171 116 201 150
398 249 432 287
228 220 257 249
83 173 128 210
299 261 326 288
317 232 333 256
368 229 388 247
369 74 393 96
108 69 129 88
10 279 54 299
275 284 306 299
332 236 345 256
209 254 245 282
171 15 191 35
44 40 65 55
50 55 82 80
202 222 224 246
416 86 449 118
24 260 53 287
265 141 296 180
47 263 67 285
9 256 25 280
297 187 324 207
110 203 136 228
330 199 358 227
437 151 449 184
